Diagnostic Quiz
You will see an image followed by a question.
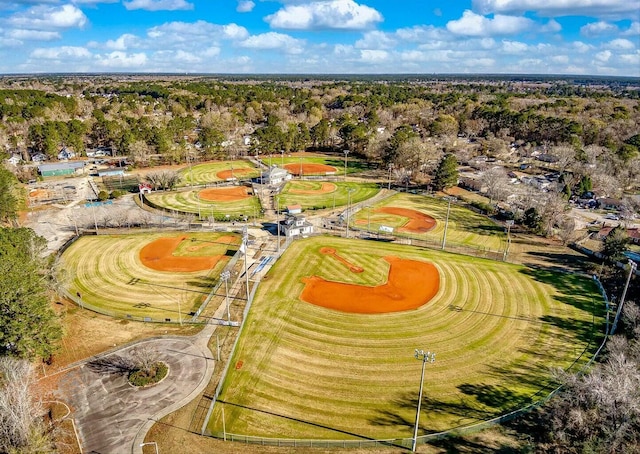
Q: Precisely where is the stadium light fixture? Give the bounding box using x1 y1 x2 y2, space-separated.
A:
412 349 435 452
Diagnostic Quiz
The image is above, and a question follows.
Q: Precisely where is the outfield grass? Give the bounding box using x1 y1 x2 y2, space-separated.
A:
278 181 380 210
352 193 506 252
208 236 604 440
178 160 260 186
60 232 240 320
145 188 262 220
265 153 372 175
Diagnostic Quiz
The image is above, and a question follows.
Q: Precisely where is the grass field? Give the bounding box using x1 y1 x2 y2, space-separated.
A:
278 181 380 210
178 160 260 186
208 236 604 440
265 153 372 175
60 232 240 320
352 193 506 252
144 187 262 220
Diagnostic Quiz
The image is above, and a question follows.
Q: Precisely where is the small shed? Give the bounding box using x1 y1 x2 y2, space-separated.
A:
38 162 85 177
287 204 302 215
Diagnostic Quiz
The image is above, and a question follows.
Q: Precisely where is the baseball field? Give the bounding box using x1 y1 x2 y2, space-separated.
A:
277 180 380 210
59 232 241 320
265 153 370 176
144 186 262 220
207 236 604 440
352 193 507 252
178 160 260 186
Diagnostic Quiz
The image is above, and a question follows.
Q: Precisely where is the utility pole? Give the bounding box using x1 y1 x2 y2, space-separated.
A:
441 197 454 250
412 349 435 452
221 270 231 323
611 260 637 334
343 149 350 180
346 188 355 238
503 220 514 261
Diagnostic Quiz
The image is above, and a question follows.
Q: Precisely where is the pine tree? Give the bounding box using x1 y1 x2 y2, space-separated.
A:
0 168 19 224
432 153 458 191
602 225 629 264
0 228 62 360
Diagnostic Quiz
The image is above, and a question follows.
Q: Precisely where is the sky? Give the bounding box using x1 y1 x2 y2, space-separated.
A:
0 0 638 76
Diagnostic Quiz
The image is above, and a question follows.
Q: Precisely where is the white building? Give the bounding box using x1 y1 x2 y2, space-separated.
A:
279 214 314 238
259 166 291 185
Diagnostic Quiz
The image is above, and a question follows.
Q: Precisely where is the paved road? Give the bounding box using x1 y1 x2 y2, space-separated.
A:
55 333 215 454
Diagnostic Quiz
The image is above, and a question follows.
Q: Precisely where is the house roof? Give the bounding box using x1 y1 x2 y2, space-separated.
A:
38 162 85 171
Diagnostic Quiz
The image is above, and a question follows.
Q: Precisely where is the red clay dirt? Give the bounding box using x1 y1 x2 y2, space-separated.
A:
376 207 437 233
301 255 440 314
283 163 338 176
198 186 251 202
289 182 337 195
320 247 364 273
140 235 227 272
216 168 254 180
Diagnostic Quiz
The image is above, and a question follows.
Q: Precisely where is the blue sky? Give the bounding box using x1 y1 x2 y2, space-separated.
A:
0 0 638 75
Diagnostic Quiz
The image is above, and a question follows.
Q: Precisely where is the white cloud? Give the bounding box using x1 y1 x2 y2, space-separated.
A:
355 31 396 49
6 4 87 30
446 10 533 36
72 0 119 4
595 50 612 62
147 21 248 45
622 21 640 36
501 40 528 53
95 51 148 68
395 25 449 42
265 0 383 30
359 49 389 63
572 41 593 53
580 21 618 37
7 29 60 41
541 19 561 33
472 0 640 19
105 34 140 50
236 1 254 13
240 32 305 54
551 55 569 64
607 38 636 50
619 51 640 65
222 23 249 40
30 46 92 59
123 0 193 11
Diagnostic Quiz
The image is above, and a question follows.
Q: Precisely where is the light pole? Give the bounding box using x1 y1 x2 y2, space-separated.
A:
275 195 281 253
611 259 637 334
221 270 231 323
346 188 355 238
343 149 350 180
441 197 454 250
367 206 371 233
388 164 393 190
280 149 285 167
412 349 435 452
242 226 250 303
140 442 159 454
503 220 514 262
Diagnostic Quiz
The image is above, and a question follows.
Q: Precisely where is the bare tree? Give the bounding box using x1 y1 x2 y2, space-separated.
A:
0 358 51 452
482 166 510 205
146 171 180 191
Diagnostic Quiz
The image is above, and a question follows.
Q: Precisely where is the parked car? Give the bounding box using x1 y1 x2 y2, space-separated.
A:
604 214 620 220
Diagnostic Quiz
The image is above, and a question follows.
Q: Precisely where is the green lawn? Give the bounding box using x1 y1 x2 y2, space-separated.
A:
352 192 506 253
145 188 262 221
60 232 240 320
278 181 380 210
178 160 260 186
208 236 605 441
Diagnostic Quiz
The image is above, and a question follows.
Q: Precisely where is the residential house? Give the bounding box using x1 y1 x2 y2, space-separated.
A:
57 148 76 160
